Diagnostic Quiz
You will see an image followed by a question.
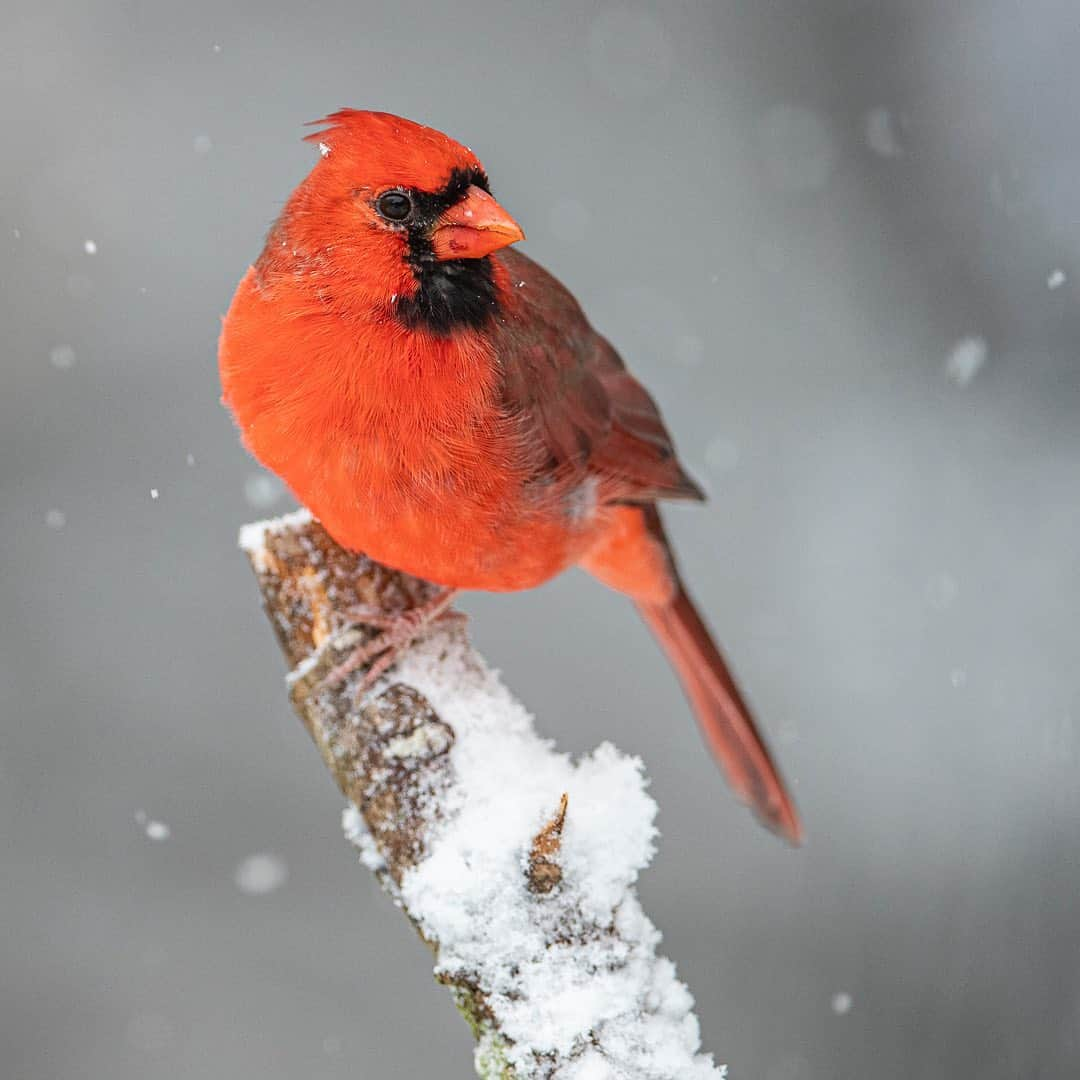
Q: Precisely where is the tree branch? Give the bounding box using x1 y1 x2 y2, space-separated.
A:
240 509 724 1079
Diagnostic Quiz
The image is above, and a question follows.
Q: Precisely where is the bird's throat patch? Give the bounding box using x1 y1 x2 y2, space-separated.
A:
395 167 501 335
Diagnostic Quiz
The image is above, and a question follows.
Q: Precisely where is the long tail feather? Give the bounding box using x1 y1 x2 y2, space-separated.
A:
638 588 803 845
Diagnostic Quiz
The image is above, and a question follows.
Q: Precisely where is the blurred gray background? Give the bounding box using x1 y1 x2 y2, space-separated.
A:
3 1 1079 1077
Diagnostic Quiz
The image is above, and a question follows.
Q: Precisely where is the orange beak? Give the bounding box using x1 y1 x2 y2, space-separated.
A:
430 185 525 261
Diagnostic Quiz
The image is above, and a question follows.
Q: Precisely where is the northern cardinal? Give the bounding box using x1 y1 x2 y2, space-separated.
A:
219 110 801 843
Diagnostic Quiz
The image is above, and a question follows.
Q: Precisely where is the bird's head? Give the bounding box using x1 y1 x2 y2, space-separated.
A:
267 110 524 334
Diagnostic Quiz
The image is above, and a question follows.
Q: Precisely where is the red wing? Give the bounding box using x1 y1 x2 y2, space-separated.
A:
494 249 703 503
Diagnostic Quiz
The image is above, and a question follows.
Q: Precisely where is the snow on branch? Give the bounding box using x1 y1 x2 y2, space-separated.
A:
241 510 725 1079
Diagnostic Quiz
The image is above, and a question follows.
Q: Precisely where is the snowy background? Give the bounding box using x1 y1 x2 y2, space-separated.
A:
3 2 1080 1077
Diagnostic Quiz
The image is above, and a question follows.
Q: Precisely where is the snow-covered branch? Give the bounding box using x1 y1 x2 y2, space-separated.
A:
240 510 725 1079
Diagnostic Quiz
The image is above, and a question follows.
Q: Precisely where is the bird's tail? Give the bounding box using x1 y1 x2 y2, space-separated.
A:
637 586 803 845
579 503 802 843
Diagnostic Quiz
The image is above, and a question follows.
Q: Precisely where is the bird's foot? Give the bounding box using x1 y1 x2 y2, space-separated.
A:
320 588 462 700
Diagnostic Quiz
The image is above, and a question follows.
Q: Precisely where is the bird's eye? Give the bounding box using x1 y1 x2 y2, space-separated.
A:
376 191 413 222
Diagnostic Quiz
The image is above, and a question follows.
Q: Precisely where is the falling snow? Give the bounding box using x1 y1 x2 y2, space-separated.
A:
149 488 160 500
135 810 171 841
234 853 289 895
1047 269 1066 289
945 336 987 386
49 344 76 370
863 107 905 158
243 471 285 510
831 992 853 1015
83 239 97 255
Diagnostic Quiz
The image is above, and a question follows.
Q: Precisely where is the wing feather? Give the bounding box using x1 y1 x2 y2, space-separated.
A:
494 249 703 503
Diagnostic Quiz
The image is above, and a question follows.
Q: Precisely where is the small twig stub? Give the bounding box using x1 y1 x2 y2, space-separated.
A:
527 792 569 895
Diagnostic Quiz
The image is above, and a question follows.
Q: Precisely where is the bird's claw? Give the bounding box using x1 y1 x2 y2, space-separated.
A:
318 590 462 701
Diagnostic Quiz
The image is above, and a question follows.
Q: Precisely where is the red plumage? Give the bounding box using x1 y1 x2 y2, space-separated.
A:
219 110 801 843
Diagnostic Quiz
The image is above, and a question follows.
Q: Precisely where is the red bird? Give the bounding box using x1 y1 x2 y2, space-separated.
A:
219 111 802 844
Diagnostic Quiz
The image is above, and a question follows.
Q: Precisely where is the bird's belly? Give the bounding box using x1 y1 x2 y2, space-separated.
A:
272 427 599 593
233 385 600 592
314 488 590 592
